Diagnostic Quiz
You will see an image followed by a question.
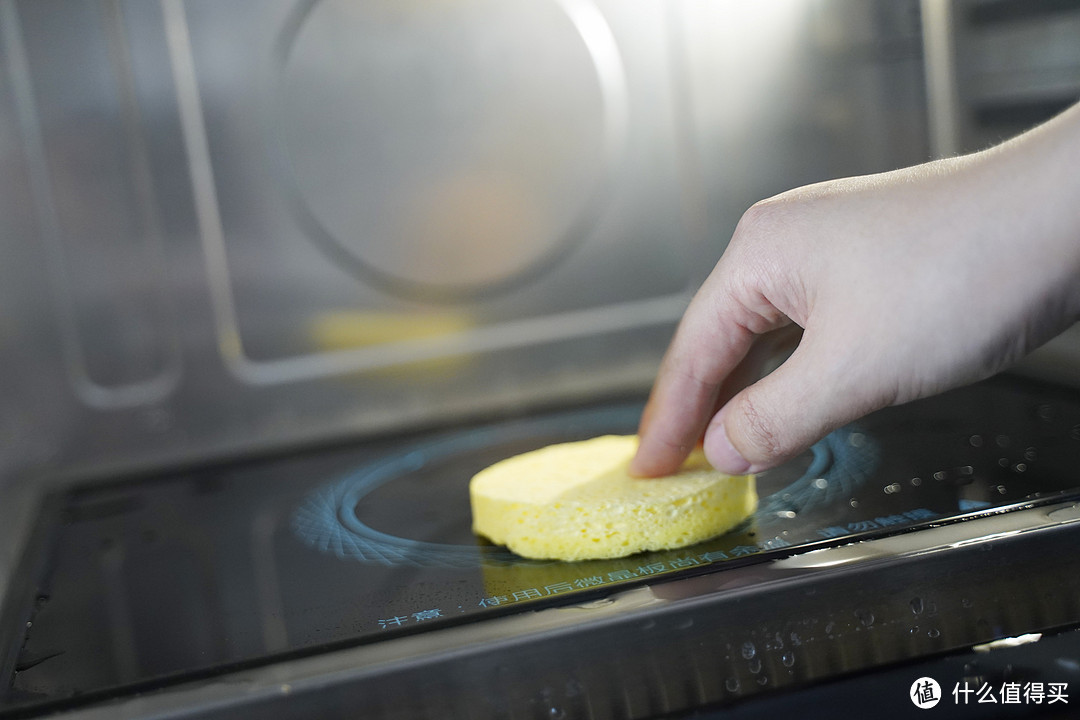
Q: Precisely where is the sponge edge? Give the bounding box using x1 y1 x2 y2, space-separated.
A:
469 435 757 561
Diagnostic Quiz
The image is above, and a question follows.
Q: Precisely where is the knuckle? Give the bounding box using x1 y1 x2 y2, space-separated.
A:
733 199 785 243
664 343 723 394
673 358 717 394
737 392 786 462
651 431 695 458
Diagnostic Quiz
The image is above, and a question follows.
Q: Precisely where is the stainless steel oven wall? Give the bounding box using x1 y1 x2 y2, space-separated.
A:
0 0 930 484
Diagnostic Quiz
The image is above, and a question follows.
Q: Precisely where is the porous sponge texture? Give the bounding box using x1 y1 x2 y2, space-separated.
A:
470 435 757 561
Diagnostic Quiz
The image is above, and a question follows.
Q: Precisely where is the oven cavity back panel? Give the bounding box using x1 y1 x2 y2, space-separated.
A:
165 0 698 381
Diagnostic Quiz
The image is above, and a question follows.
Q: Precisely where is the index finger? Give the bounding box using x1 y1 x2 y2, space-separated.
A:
629 294 755 477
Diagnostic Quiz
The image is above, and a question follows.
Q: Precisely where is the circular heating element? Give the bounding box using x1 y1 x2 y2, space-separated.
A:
273 0 629 301
291 405 878 568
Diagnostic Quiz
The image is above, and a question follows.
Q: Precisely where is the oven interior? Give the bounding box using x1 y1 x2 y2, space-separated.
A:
2 0 1080 718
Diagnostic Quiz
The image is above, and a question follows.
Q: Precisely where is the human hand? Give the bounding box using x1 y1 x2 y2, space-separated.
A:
631 102 1080 477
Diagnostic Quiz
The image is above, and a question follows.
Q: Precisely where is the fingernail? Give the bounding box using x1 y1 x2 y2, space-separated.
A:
706 422 752 475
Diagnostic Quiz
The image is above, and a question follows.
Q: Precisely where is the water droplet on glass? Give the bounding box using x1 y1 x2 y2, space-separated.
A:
933 470 948 482
884 483 901 495
775 510 796 520
856 609 875 628
1012 463 1027 474
995 435 1010 448
748 658 762 674
849 498 859 508
741 641 756 660
825 621 836 636
961 597 974 609
910 597 924 615
781 651 796 667
998 458 1010 467
969 434 984 447
849 433 866 447
1024 447 1037 462
725 677 740 693
756 675 769 686
910 476 922 486
997 485 1008 494
909 625 920 635
812 478 828 490
789 632 802 646
549 708 566 720
927 628 941 639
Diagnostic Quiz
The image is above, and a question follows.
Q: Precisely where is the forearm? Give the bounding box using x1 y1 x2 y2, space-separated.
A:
975 99 1080 249
955 101 1080 349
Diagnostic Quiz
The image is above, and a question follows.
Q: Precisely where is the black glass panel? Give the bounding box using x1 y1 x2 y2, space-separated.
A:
5 375 1080 714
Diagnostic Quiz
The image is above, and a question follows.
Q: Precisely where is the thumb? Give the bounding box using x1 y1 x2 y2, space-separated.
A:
702 344 861 474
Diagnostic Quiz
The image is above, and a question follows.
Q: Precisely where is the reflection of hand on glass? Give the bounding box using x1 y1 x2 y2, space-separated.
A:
631 101 1080 478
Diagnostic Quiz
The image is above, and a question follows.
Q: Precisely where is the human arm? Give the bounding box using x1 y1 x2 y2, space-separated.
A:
630 101 1080 477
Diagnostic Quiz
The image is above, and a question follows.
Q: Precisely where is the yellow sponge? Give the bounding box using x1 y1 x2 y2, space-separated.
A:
469 435 756 561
